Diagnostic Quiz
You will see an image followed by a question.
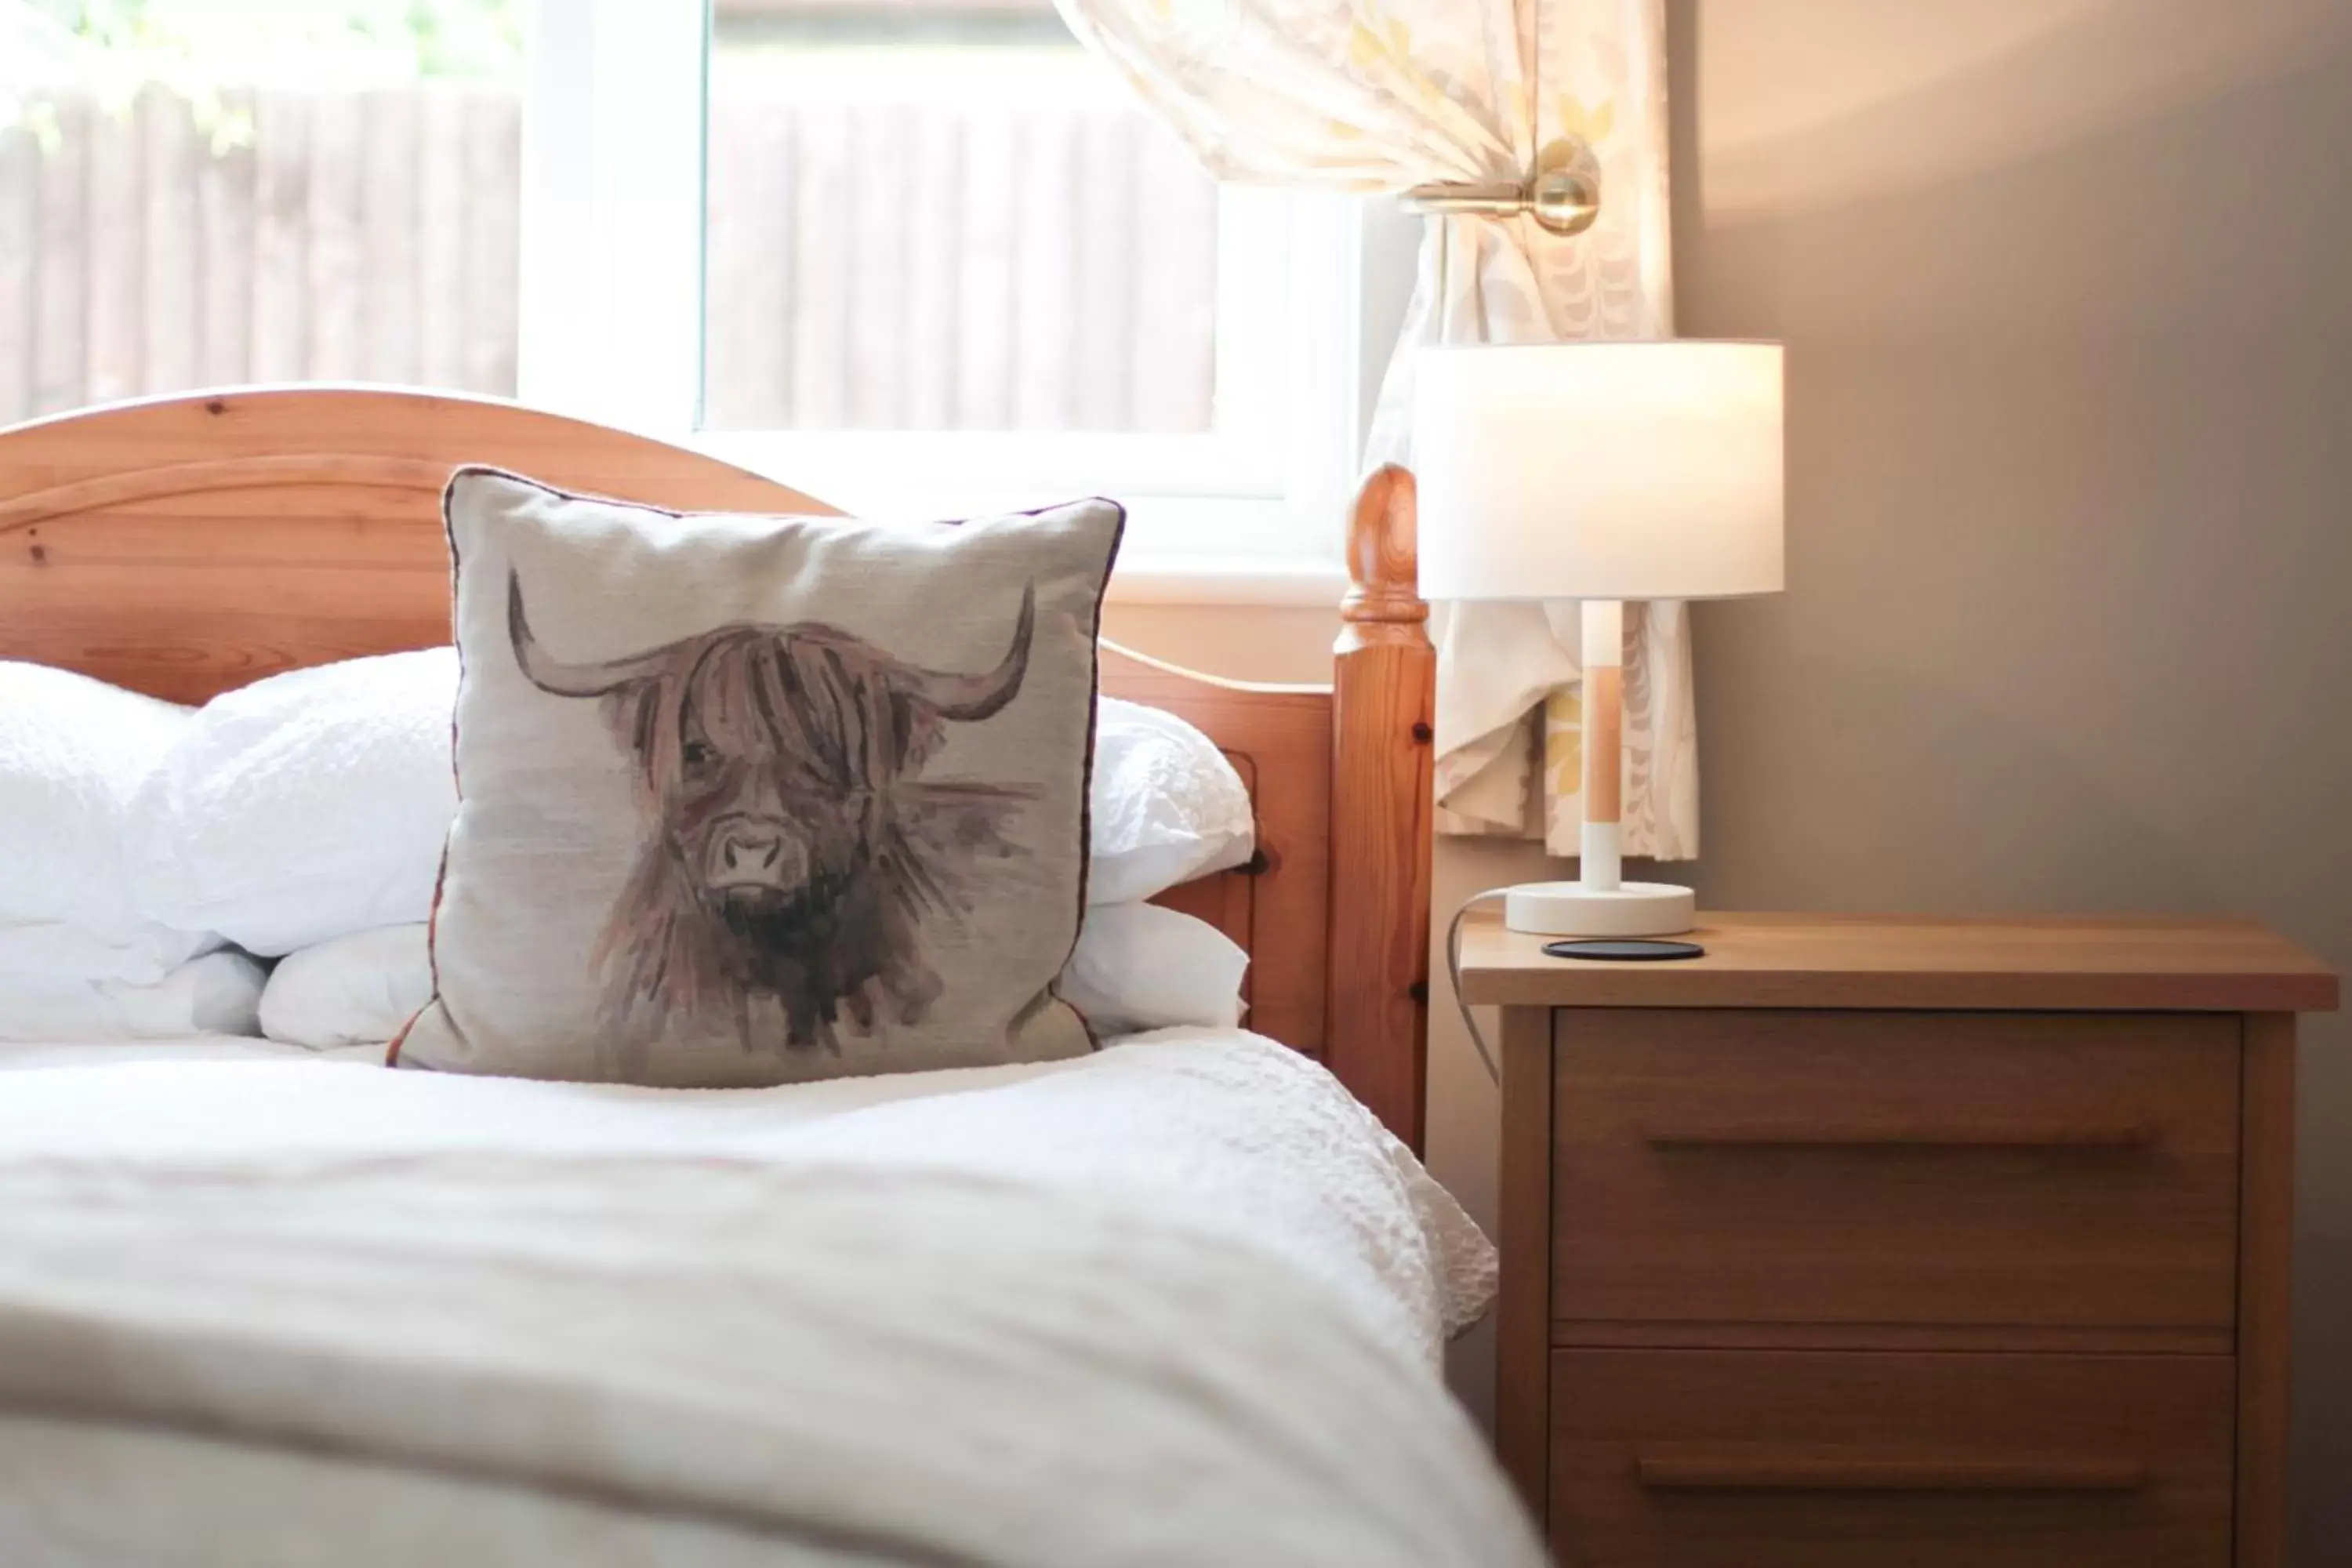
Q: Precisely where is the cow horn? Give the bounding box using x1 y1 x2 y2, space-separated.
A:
903 581 1036 722
507 568 673 698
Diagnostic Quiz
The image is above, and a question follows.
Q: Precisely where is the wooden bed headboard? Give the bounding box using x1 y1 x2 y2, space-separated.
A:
0 388 1436 1148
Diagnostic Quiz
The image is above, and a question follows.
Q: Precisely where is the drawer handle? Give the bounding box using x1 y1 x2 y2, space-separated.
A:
1635 1445 2147 1494
1642 1119 2155 1151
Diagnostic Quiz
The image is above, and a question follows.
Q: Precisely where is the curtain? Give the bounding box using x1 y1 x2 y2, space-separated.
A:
1055 0 1694 858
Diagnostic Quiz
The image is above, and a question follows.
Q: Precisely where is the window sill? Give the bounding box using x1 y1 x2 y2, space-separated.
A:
1105 554 1349 608
684 457 1352 608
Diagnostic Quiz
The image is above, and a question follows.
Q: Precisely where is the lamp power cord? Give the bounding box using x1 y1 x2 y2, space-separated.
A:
1443 890 1510 1087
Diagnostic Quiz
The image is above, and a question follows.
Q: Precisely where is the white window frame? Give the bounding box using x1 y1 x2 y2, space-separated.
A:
517 0 1359 603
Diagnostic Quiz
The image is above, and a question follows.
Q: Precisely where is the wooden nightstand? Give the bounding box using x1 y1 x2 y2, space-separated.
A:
1457 913 2336 1568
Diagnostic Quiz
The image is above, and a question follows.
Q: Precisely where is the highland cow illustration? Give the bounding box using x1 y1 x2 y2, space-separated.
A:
507 568 1038 1055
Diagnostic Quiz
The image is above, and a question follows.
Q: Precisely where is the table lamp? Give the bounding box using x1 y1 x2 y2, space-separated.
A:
1413 340 1784 938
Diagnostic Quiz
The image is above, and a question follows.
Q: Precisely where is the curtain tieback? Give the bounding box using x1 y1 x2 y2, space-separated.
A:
1399 164 1600 238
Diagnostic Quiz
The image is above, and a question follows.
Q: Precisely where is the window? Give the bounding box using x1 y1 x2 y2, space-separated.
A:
704 6 1220 437
523 0 1357 584
0 1 527 417
2 1 1357 585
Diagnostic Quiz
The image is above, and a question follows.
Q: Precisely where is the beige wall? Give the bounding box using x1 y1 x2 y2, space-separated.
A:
1123 1 2352 1556
1672 3 2352 1556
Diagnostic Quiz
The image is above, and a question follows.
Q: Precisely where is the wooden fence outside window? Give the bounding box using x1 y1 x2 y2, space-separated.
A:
0 81 1220 434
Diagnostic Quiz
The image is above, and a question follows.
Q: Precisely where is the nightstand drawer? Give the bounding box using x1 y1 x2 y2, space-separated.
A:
1552 1010 2240 1341
1548 1348 2235 1568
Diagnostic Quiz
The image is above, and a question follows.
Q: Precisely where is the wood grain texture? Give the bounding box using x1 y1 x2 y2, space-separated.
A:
1336 464 1428 637
1326 464 1434 1148
0 388 1435 1130
1548 1348 2236 1567
1494 1005 1555 1526
2236 1013 2296 1568
1456 910 2339 1013
0 388 820 702
1551 1009 2242 1338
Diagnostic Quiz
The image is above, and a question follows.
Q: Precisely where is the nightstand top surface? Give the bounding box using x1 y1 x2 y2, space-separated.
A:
1454 910 2338 1013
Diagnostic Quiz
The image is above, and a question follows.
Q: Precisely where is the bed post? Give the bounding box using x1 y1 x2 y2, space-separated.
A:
1328 465 1436 1152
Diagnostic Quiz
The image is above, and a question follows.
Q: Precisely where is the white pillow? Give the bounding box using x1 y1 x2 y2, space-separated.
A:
1058 902 1248 1036
0 950 267 1042
0 922 219 986
0 661 213 982
1088 695 1254 904
257 924 434 1050
129 656 1248 955
134 649 462 956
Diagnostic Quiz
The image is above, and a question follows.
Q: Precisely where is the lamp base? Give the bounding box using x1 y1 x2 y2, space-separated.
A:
1503 880 1697 938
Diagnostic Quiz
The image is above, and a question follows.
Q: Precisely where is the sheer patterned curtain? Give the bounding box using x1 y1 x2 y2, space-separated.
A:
1055 0 1694 858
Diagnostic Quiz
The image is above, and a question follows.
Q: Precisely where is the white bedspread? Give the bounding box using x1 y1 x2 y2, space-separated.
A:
0 1033 387 1072
0 1030 1533 1566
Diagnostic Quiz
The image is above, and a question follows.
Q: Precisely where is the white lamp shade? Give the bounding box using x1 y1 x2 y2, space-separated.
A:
1412 340 1785 601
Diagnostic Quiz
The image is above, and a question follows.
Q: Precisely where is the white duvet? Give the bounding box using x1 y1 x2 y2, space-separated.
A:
0 1029 1536 1566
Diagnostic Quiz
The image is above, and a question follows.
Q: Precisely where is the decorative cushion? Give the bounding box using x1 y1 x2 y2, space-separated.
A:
126 656 1249 952
394 469 1123 1086
264 902 1247 1051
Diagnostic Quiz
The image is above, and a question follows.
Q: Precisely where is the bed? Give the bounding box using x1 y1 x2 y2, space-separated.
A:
0 389 1533 1566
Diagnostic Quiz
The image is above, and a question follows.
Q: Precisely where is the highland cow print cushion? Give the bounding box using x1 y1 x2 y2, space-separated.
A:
394 469 1123 1086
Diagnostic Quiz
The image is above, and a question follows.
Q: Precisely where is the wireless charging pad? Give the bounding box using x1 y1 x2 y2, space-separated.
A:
1544 938 1706 962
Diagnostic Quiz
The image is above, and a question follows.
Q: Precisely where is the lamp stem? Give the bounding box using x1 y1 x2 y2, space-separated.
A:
1580 599 1624 892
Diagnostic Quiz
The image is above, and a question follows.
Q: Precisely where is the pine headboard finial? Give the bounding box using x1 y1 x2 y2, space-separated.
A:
1340 463 1429 643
